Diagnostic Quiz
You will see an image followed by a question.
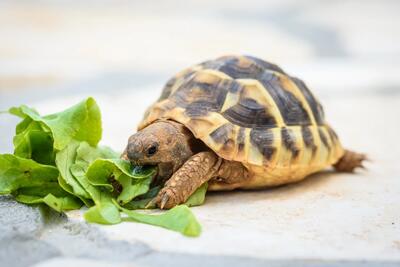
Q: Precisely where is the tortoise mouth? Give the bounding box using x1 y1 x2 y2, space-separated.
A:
130 162 158 169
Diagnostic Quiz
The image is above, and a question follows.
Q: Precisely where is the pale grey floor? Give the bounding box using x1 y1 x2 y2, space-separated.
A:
0 1 399 266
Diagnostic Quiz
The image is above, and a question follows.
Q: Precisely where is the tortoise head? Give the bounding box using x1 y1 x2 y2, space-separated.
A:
125 120 193 170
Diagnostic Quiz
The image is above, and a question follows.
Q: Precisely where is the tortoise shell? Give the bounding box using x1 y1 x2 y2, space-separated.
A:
139 55 344 188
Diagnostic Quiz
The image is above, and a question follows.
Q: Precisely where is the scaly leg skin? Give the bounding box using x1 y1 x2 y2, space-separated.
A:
208 160 250 191
334 149 367 172
155 151 221 209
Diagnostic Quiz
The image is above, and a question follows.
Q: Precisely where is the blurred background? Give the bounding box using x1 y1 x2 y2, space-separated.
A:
1 1 400 264
1 0 399 153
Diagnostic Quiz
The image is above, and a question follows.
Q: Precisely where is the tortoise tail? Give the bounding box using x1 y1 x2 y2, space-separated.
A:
333 149 367 172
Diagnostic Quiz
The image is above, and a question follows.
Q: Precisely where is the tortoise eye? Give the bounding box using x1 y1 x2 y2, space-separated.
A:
147 144 158 157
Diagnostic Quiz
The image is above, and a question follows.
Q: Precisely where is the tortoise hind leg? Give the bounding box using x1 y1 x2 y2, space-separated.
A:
333 149 367 172
208 160 250 191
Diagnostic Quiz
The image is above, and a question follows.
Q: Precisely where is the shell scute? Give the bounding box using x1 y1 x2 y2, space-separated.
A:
222 97 277 129
249 128 276 161
258 72 313 126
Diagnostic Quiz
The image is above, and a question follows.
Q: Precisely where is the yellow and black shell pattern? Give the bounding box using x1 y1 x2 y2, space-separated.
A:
139 55 344 188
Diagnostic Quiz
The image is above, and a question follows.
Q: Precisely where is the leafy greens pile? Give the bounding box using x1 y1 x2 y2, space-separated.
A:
0 98 206 237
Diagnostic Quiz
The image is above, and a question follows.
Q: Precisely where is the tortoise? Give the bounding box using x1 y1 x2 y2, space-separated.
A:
123 55 366 209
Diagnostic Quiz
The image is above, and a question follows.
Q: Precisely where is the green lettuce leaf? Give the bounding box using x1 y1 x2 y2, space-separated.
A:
70 162 121 224
70 142 125 224
15 193 82 212
84 202 121 225
75 142 119 165
122 185 162 209
0 154 59 194
82 156 158 225
1 97 205 236
51 141 121 224
0 154 81 211
9 97 102 153
184 182 208 207
15 181 79 203
55 141 91 200
55 141 119 201
116 201 201 237
86 159 156 205
12 121 55 165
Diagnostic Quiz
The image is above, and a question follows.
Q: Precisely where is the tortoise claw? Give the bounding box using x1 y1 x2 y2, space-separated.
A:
145 198 157 209
153 188 179 209
160 193 170 210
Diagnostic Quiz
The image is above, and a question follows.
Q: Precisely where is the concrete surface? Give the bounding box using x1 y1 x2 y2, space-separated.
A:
0 1 400 266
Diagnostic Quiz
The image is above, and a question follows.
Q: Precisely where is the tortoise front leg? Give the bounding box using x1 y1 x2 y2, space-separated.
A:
155 151 221 209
